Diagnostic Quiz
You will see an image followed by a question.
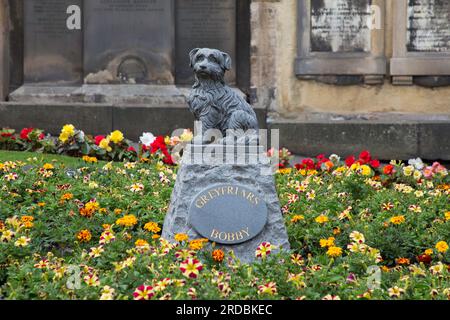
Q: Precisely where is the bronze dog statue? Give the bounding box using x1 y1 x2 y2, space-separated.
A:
188 48 259 144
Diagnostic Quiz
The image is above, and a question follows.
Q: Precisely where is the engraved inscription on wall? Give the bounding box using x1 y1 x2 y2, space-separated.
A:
407 0 450 52
24 0 82 83
84 0 174 84
310 0 372 53
176 0 236 84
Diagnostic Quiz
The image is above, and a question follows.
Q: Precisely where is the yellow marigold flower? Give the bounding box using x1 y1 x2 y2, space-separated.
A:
114 209 123 215
390 215 405 225
277 168 292 175
326 246 343 258
291 215 305 223
212 249 225 263
110 130 124 144
85 201 99 212
445 212 450 221
144 222 161 233
333 227 341 235
116 215 138 227
152 234 161 240
315 215 329 224
77 229 92 243
37 202 46 207
175 233 189 242
425 249 434 256
320 237 335 248
189 239 208 251
43 163 54 170
436 241 449 253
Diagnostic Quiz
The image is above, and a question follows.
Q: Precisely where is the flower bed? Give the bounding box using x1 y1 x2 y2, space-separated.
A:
0 128 449 300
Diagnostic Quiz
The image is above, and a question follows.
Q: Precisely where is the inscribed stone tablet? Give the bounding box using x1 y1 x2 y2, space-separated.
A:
24 0 82 84
84 0 174 84
189 184 268 245
407 0 450 52
310 0 372 53
176 0 236 85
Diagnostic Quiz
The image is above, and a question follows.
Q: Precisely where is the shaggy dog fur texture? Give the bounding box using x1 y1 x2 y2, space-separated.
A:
188 48 259 144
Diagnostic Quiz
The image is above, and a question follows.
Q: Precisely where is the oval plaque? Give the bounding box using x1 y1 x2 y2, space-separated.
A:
188 184 268 245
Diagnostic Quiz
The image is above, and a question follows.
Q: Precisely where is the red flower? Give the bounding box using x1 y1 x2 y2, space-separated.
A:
38 133 45 140
345 155 356 167
94 135 105 146
383 164 394 175
127 146 136 153
20 128 34 141
150 136 167 154
359 150 372 164
295 158 315 170
417 254 432 264
1 132 13 138
369 159 380 169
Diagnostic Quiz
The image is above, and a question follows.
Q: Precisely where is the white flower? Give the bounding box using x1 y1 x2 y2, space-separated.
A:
408 158 424 170
329 154 341 164
140 132 156 147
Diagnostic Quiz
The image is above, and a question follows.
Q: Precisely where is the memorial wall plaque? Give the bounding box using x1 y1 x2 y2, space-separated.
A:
391 0 450 83
311 0 372 53
407 0 450 52
189 184 268 245
24 0 82 84
296 0 386 82
176 0 237 85
84 0 174 84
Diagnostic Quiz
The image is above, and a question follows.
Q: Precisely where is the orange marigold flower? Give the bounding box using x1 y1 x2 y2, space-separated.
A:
116 214 138 227
77 229 92 243
174 233 189 242
212 249 225 263
390 216 405 225
396 258 410 265
315 215 329 224
189 239 208 251
61 193 73 201
21 216 34 223
291 215 305 223
144 222 161 233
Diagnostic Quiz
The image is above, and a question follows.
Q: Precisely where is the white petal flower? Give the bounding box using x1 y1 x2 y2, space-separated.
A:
140 132 156 147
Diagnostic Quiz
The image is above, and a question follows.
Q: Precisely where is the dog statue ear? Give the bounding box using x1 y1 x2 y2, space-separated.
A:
189 48 201 68
221 52 232 71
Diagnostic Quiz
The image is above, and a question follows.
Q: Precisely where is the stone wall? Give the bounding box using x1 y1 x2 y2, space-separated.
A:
250 0 450 118
0 0 8 101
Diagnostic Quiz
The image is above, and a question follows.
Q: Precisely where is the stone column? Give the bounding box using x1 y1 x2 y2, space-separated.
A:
0 0 9 101
249 0 279 113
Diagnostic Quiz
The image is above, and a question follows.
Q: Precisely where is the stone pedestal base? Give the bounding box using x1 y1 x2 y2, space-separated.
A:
161 148 290 263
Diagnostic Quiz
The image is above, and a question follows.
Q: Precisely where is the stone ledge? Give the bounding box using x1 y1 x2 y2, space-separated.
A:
0 101 267 141
268 113 450 161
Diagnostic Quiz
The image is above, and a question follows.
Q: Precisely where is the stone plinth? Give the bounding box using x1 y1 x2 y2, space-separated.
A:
162 145 290 263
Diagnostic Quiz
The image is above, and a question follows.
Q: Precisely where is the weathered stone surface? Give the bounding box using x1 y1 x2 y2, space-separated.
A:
175 0 237 85
407 0 450 52
84 0 174 84
0 0 9 100
162 151 290 263
24 0 82 84
268 113 450 161
310 0 372 53
189 184 268 245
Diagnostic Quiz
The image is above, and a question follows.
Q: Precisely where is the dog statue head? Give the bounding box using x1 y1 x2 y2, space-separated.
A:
189 48 232 83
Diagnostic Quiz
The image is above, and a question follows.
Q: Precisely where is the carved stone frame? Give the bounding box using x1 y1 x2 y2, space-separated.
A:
295 0 386 85
391 0 450 85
